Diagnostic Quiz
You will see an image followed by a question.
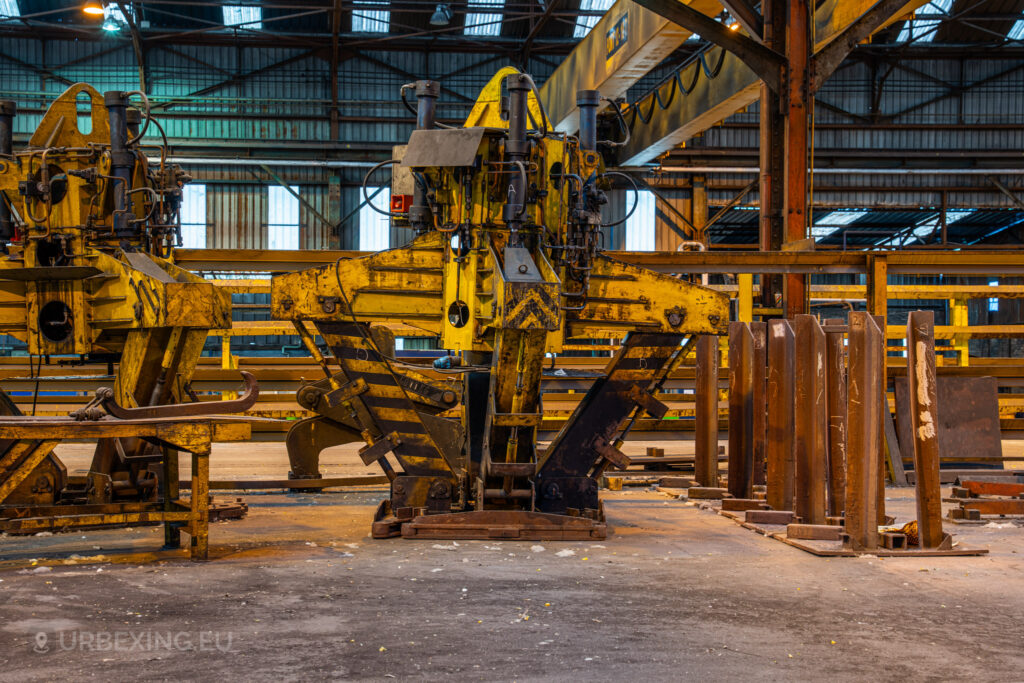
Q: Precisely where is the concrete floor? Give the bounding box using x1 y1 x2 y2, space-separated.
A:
2 444 1024 681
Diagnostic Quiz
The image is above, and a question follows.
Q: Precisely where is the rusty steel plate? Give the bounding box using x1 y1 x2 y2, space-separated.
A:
400 509 607 540
894 376 1002 466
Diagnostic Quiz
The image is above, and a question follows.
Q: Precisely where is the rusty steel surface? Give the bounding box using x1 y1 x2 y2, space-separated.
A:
906 311 946 548
728 322 754 500
750 322 768 487
846 312 883 551
794 315 827 525
824 318 848 518
90 372 259 420
894 376 1003 467
766 319 796 512
695 334 721 488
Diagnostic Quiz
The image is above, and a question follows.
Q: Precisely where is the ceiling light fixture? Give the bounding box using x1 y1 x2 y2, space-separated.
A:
82 1 105 15
430 3 452 26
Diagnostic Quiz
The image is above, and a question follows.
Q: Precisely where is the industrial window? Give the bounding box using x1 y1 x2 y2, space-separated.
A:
0 0 19 18
897 0 951 43
989 280 1000 313
1009 17 1024 41
352 0 390 32
464 0 503 37
359 187 391 251
268 185 300 250
222 5 262 29
810 210 869 239
624 190 656 251
574 0 613 38
179 184 207 249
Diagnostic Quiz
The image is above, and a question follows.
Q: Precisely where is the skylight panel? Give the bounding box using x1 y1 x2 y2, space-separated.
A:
897 0 951 43
1008 17 1024 41
464 0 503 37
0 0 20 18
810 210 869 238
353 0 390 32
574 0 614 39
223 5 262 29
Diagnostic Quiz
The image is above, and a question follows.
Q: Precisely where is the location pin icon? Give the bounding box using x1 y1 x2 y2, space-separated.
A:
34 632 49 653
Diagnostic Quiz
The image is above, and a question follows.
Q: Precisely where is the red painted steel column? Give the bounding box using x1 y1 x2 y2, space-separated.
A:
793 315 826 524
906 311 946 548
783 0 811 319
766 319 796 511
845 312 883 551
728 322 754 499
695 334 721 488
824 318 847 517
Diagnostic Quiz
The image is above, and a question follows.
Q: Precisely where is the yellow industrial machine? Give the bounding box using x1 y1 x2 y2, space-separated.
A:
0 84 248 555
272 68 729 539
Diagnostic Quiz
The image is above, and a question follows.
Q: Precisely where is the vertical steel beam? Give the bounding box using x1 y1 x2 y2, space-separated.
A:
766 319 796 511
793 315 826 524
728 322 754 499
750 322 767 487
824 318 847 517
759 0 785 308
783 0 812 319
695 334 721 488
845 312 882 551
872 313 888 525
906 311 945 548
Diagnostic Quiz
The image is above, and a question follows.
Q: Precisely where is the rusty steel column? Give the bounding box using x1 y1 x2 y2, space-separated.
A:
751 322 768 487
728 322 754 499
906 311 946 548
793 315 826 524
872 314 888 525
783 0 812 319
766 319 796 511
824 318 847 517
695 334 721 488
845 312 882 551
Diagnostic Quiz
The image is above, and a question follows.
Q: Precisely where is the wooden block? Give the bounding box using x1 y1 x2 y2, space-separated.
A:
647 447 665 458
602 476 623 491
722 498 769 512
687 487 731 499
658 476 693 489
745 510 796 525
786 523 842 541
826 515 845 526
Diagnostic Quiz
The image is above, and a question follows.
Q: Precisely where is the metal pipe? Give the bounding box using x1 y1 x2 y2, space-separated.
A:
0 100 14 243
104 91 134 238
408 80 439 234
576 89 600 152
145 157 380 168
502 73 531 244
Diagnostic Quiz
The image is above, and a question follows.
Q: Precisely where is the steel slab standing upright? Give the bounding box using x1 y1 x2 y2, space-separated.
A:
695 334 721 487
750 322 768 487
766 319 796 511
846 312 883 551
728 322 754 499
793 315 826 524
824 318 848 517
906 311 946 548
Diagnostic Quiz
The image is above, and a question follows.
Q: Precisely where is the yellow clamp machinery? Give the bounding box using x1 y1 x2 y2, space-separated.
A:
272 68 729 539
0 85 233 514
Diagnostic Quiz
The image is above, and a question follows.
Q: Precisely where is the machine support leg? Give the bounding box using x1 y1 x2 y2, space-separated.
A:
727 323 754 499
845 312 883 550
793 315 826 524
906 311 946 548
824 318 848 517
162 445 181 549
190 449 210 561
766 319 796 511
695 335 721 488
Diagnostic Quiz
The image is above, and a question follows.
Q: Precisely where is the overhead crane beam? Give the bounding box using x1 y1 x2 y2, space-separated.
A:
609 0 927 166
